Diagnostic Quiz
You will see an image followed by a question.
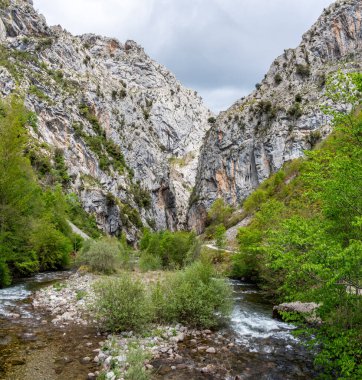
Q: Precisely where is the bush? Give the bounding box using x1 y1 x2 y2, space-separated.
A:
80 237 121 274
139 253 162 272
152 261 232 328
0 260 11 287
296 64 311 77
274 73 283 85
206 198 233 227
93 275 152 332
30 221 72 270
125 348 150 380
139 229 199 269
214 224 226 249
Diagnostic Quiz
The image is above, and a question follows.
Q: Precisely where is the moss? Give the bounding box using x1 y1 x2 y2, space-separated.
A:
28 85 52 103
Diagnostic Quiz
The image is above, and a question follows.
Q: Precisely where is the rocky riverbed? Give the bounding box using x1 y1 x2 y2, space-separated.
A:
31 272 243 379
0 271 318 379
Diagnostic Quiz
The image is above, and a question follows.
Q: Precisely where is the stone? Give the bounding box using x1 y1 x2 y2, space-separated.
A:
206 347 216 354
273 301 321 323
81 357 91 364
87 373 96 380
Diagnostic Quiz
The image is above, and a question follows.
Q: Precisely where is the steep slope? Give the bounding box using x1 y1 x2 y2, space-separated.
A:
0 0 211 241
189 0 362 232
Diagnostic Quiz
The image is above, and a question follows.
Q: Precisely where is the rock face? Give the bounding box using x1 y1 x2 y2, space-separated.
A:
189 0 362 232
0 0 211 241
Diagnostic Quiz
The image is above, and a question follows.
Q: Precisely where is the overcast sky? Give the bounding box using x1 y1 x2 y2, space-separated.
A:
33 0 333 113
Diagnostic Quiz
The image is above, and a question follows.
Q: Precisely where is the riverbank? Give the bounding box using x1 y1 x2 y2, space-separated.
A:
29 272 316 379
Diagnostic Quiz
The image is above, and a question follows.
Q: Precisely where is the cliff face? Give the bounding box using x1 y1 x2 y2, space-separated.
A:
0 0 211 241
189 0 362 232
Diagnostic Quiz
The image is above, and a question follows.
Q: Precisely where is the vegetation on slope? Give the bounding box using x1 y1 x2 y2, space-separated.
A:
231 72 362 378
0 96 101 287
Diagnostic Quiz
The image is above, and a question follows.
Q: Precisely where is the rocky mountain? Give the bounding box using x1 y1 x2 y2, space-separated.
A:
1 0 361 240
0 0 211 241
188 0 362 233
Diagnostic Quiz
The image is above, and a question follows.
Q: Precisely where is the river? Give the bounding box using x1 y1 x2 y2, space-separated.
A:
0 274 316 379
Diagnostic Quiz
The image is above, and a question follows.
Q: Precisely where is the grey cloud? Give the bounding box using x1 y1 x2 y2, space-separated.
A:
34 0 333 112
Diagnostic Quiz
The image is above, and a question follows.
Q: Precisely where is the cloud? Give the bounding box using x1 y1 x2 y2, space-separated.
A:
33 0 333 112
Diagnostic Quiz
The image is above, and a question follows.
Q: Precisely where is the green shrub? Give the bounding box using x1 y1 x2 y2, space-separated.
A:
0 260 11 288
80 237 121 274
274 73 283 85
139 229 199 269
93 275 152 332
30 221 72 270
139 253 162 272
296 64 311 77
125 348 150 380
214 224 226 249
206 198 233 227
152 261 232 328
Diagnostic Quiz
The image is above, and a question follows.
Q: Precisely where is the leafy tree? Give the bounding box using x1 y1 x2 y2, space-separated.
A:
214 224 226 249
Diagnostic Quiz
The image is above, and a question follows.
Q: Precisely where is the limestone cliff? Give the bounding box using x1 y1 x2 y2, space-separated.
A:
0 0 211 241
189 0 362 232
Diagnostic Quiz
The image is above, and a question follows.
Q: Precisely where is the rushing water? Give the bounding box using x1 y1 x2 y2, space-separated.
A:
225 280 316 379
0 274 316 379
0 272 102 380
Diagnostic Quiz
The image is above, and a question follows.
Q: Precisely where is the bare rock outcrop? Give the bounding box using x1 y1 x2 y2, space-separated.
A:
189 0 362 233
0 0 211 240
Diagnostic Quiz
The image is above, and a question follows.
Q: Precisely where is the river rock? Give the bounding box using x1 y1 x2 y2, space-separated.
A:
81 356 91 364
273 301 321 323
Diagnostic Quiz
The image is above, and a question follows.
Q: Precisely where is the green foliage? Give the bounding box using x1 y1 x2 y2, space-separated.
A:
53 148 70 186
152 261 232 328
66 193 102 239
119 203 143 229
79 237 121 274
233 72 362 377
28 85 52 103
77 105 127 174
0 97 74 286
274 73 282 85
131 181 151 209
214 224 226 249
93 275 153 332
139 229 199 269
139 253 162 272
208 116 216 124
287 102 303 119
125 348 150 380
0 260 11 287
0 0 10 8
296 64 311 77
207 198 233 225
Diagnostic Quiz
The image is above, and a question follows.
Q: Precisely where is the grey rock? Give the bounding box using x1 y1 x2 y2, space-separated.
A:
189 0 362 232
273 301 321 323
0 0 211 240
